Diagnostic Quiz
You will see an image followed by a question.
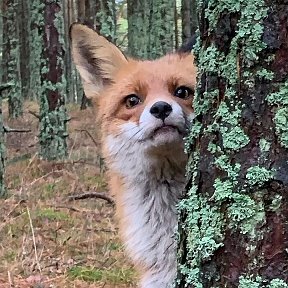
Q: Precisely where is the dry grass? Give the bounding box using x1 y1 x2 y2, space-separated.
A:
0 101 136 288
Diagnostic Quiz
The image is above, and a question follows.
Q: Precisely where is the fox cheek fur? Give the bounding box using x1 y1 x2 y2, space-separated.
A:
70 23 197 288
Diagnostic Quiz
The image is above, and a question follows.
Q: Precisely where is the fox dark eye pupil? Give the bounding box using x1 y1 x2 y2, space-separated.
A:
125 95 141 108
174 86 193 99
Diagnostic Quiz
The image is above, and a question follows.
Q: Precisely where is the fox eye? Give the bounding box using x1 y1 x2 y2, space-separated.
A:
174 86 193 99
125 94 141 108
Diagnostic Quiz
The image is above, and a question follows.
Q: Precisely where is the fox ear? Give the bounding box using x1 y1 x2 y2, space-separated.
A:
70 23 127 98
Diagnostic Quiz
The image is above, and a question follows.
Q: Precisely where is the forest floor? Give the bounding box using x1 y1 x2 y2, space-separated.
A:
0 101 136 288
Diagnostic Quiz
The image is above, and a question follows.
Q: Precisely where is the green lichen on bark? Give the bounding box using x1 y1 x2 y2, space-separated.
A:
148 0 175 59
29 0 45 100
0 88 5 198
239 276 288 288
39 97 68 160
96 0 116 43
39 0 68 160
177 0 288 286
127 0 150 58
6 0 23 118
127 0 175 59
266 81 288 149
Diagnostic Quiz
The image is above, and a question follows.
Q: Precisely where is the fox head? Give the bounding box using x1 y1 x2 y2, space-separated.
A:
70 24 197 160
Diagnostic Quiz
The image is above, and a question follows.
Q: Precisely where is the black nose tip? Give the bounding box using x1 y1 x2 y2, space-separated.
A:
150 101 172 121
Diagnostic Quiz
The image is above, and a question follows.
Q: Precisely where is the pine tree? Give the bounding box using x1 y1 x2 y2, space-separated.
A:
29 0 44 100
181 0 197 44
0 84 8 198
3 0 23 118
18 0 30 99
127 0 176 59
177 1 288 287
39 0 68 160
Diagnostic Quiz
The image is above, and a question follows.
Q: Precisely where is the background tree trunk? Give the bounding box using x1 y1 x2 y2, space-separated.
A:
18 0 30 99
29 0 44 101
127 0 176 59
1 0 9 95
127 0 150 58
39 0 68 160
177 1 288 287
181 0 197 44
5 0 23 118
0 85 8 198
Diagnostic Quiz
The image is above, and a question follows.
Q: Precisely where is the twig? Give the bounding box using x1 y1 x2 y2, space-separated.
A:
26 207 42 274
53 205 80 212
75 129 99 147
28 110 40 119
4 126 31 133
68 192 114 205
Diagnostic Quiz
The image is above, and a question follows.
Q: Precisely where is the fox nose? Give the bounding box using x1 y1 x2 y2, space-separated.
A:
150 101 172 121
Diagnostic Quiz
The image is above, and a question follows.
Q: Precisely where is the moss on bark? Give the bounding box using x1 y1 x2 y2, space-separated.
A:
177 1 288 287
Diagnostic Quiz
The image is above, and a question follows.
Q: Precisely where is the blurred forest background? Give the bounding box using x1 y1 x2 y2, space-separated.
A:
0 0 196 287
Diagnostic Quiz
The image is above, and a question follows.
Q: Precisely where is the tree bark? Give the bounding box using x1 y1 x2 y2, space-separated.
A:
4 0 23 118
127 0 175 59
0 85 7 198
177 1 288 287
29 0 44 101
181 0 197 44
39 0 68 160
18 0 30 99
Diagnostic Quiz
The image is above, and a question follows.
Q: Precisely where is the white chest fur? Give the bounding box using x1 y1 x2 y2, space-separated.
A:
106 135 187 288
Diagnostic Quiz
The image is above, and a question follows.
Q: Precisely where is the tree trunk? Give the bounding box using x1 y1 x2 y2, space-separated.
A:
127 0 175 59
18 0 30 99
177 1 288 287
181 0 197 44
0 85 8 198
1 0 9 94
29 0 44 101
127 0 150 58
95 0 117 43
5 0 23 118
39 0 68 160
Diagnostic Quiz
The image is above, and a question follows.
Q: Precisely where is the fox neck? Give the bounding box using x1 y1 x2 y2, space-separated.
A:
106 135 187 287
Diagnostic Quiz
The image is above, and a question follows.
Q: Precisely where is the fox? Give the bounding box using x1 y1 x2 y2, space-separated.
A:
70 23 197 288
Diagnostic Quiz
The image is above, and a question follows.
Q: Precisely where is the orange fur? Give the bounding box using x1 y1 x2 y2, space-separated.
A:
71 23 197 288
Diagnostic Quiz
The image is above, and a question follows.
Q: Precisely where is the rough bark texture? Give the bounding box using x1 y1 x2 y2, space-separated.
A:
1 0 9 89
40 0 68 160
5 0 23 118
177 1 288 287
95 0 116 42
29 0 44 100
19 0 30 99
127 0 175 59
127 0 150 58
0 86 6 198
181 0 197 44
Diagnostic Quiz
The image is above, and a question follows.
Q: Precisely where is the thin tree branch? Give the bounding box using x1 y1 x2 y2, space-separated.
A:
4 126 31 133
68 192 115 205
28 110 40 119
75 129 99 146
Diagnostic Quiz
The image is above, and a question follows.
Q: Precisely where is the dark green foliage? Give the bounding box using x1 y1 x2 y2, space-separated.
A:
177 0 288 287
